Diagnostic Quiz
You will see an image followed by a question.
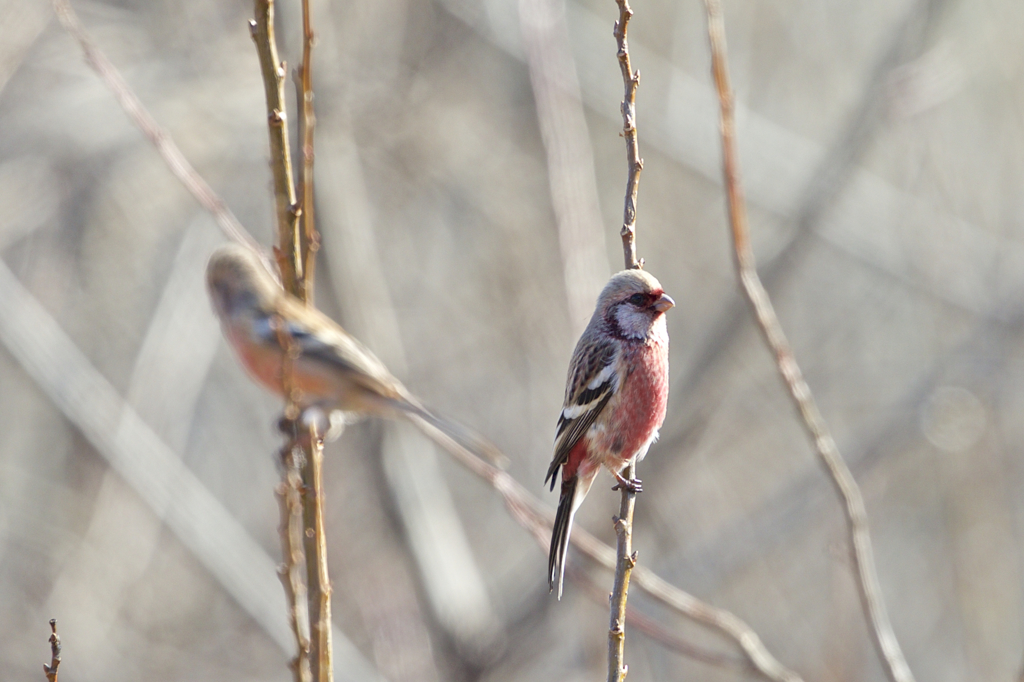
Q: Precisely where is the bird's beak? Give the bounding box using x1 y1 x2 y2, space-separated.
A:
651 292 675 313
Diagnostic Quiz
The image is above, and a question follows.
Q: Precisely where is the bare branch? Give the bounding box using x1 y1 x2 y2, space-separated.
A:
609 2 643 678
608 462 637 682
42 619 60 682
252 3 332 680
614 0 642 272
276 449 313 682
51 0 260 255
301 425 333 682
702 2 914 682
251 0 302 297
296 0 320 305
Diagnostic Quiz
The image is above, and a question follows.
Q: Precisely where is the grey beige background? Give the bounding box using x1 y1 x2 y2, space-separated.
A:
0 0 1022 680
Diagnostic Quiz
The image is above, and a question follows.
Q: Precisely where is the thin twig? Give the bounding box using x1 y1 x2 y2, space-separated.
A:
50 0 260 255
296 0 320 306
251 0 302 297
614 0 642 272
702 3 914 682
42 619 60 682
608 463 637 682
273 319 314 682
290 2 329 679
301 425 333 682
276 446 313 682
610 2 643 679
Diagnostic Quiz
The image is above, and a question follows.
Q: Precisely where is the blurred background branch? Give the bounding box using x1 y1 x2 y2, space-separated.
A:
703 1 913 681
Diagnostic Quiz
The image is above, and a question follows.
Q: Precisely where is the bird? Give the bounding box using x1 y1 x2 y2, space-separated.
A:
546 268 674 598
206 242 504 465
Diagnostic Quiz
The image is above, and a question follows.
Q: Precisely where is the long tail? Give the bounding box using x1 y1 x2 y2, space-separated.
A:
548 476 579 600
396 400 509 470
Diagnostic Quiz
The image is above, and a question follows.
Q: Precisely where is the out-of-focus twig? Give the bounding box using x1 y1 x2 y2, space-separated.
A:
276 447 313 682
316 131 503 662
517 0 609 330
296 0 320 306
254 2 331 681
50 0 260 256
301 426 333 682
43 619 60 682
251 0 302 296
702 3 915 682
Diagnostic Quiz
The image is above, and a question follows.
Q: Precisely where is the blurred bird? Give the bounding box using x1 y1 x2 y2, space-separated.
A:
546 269 674 598
206 243 504 465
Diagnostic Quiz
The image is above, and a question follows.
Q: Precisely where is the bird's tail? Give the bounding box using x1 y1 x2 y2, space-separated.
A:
396 400 510 470
548 476 579 600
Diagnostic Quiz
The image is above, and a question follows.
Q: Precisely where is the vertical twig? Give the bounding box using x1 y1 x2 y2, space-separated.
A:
293 2 329 680
610 1 642 679
274 318 314 682
42 619 60 682
296 0 319 305
702 3 915 682
254 2 330 680
608 481 637 682
301 424 333 682
614 0 643 273
251 0 302 297
277 442 313 682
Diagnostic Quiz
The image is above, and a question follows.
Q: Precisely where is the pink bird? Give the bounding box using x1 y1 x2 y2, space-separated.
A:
206 243 504 465
546 269 674 598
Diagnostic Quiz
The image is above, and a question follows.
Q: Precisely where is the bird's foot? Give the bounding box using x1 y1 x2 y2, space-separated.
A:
277 415 298 435
612 472 643 494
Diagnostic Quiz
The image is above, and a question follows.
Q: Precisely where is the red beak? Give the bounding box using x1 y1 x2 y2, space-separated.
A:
651 293 675 313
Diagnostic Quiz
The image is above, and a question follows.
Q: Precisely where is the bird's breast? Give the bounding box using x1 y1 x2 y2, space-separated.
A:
594 338 669 464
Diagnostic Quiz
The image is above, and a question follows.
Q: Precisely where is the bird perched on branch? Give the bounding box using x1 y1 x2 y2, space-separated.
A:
206 242 504 465
546 269 674 598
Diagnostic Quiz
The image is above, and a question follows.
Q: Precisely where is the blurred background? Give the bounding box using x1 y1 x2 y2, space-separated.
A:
1 0 1023 680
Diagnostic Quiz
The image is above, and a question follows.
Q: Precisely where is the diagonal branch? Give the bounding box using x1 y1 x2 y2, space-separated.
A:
51 0 260 256
702 3 915 682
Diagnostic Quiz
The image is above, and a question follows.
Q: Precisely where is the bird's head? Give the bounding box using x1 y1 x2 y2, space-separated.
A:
206 243 281 319
597 268 675 340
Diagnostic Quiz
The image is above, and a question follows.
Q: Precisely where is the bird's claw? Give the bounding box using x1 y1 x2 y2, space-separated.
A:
612 473 643 494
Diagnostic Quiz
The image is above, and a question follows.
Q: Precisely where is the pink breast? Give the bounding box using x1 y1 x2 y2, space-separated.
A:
604 340 669 464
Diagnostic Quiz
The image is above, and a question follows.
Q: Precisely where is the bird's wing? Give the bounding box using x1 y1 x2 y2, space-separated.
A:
257 298 405 399
545 337 618 489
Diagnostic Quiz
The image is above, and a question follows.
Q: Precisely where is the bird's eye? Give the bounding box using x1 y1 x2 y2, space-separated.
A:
628 293 647 306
